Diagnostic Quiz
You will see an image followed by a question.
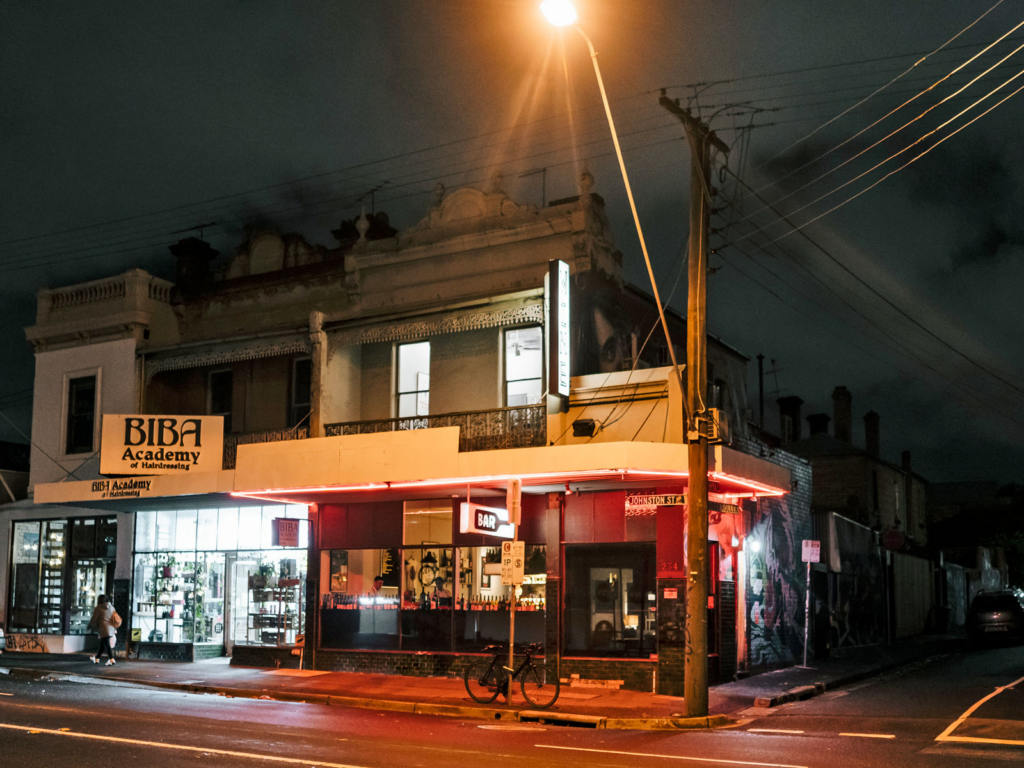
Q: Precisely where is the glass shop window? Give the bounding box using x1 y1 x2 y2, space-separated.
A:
504 326 543 406
65 375 96 454
397 341 430 417
8 520 67 634
319 549 400 650
453 543 546 652
563 544 657 658
68 516 117 635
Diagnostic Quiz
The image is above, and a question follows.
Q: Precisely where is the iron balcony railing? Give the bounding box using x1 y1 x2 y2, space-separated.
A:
223 426 310 470
324 404 546 453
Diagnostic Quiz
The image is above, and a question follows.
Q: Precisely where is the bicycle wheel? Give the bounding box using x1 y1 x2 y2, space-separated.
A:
464 659 502 704
520 663 559 709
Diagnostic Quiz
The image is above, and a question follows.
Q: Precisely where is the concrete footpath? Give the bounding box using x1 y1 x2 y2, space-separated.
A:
0 634 963 730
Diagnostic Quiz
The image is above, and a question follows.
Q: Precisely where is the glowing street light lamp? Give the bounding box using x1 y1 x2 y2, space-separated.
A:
540 1 685 408
540 0 578 27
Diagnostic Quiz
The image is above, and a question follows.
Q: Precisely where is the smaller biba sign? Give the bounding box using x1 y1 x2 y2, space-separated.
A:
459 502 514 539
100 414 225 475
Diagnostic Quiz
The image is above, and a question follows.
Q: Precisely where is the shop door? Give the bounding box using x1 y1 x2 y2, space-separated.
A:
227 556 256 652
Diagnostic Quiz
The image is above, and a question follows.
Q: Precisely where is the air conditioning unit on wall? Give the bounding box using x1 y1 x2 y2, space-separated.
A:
707 408 730 445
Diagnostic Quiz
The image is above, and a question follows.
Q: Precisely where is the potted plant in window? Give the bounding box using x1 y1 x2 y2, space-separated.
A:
161 555 177 579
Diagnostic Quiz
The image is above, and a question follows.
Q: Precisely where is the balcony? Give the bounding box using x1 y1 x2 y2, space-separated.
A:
325 404 546 453
223 426 309 470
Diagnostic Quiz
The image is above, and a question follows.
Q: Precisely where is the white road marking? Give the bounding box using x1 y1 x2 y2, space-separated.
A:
0 722 370 767
535 744 808 768
839 733 895 739
935 674 1024 742
748 728 804 734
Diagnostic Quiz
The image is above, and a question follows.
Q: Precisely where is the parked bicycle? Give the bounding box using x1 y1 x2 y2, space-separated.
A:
463 642 559 709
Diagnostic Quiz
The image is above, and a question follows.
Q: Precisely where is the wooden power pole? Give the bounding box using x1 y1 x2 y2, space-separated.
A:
659 92 728 718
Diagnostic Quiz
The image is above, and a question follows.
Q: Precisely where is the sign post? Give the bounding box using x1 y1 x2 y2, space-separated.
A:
800 540 820 667
501 535 525 702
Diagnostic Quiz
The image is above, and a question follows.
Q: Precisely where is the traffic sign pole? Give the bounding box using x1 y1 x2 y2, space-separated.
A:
800 540 820 669
803 561 811 668
507 531 516 703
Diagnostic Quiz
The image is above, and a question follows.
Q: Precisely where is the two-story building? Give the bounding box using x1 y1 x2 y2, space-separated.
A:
3 173 809 690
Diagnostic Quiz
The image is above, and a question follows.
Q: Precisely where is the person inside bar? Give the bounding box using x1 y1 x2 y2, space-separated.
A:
367 575 384 605
433 576 452 608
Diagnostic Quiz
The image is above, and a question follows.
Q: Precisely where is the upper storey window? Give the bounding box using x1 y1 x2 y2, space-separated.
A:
397 342 430 418
65 376 96 455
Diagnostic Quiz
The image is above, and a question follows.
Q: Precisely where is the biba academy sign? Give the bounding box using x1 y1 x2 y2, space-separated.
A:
100 415 224 475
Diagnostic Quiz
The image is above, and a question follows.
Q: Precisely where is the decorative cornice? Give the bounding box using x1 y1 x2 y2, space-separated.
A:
146 336 310 383
331 303 544 347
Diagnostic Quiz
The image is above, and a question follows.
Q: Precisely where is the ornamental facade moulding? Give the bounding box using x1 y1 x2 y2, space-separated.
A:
329 303 544 348
145 336 311 383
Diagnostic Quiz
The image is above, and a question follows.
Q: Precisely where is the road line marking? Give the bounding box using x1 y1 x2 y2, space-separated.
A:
748 729 805 734
535 744 808 768
0 722 371 768
935 674 1024 742
939 735 1024 747
839 733 895 739
0 693 13 696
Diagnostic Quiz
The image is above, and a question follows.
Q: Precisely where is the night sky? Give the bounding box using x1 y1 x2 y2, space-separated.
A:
2 1 1022 483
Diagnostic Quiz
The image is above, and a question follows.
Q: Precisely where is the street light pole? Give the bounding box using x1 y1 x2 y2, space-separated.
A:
542 0 686 412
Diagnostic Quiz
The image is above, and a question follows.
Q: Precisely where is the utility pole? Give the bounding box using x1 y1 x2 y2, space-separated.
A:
659 92 729 718
757 353 765 429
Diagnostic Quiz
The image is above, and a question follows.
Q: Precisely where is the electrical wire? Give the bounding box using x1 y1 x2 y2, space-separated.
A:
717 163 1024 403
755 0 1008 170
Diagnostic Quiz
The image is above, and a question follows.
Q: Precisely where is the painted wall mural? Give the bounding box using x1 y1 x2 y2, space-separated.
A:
746 469 813 668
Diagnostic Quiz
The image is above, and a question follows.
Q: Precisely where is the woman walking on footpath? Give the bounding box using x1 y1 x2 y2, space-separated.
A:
88 594 120 666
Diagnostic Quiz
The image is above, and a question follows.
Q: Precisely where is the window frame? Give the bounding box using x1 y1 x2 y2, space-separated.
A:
395 341 431 418
503 325 544 407
289 357 312 429
61 370 99 457
207 368 234 432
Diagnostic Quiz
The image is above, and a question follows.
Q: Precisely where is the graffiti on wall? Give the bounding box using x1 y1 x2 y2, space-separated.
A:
4 634 50 653
830 515 885 649
747 493 811 667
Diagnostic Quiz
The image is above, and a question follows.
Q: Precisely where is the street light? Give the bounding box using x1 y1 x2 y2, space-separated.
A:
540 1 685 410
543 0 711 719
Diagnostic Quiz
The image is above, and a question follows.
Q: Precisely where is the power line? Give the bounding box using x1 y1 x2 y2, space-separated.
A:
755 0 1008 169
718 163 1024 402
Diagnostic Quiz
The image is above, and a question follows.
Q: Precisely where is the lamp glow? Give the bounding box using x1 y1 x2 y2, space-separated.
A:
541 0 578 27
749 540 762 553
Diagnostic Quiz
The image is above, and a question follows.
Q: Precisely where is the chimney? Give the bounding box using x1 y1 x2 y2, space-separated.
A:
832 386 852 443
864 411 880 457
777 395 804 443
807 413 831 436
170 237 218 293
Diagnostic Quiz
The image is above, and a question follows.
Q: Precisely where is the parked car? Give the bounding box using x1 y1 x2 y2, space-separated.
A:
967 591 1024 646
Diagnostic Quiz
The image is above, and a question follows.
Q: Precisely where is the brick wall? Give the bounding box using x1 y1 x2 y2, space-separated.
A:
656 576 687 696
732 433 813 671
313 650 499 679
137 642 194 662
559 657 655 692
718 581 737 682
232 645 301 669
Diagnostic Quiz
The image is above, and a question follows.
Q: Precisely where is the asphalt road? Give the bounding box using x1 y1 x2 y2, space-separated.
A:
0 644 1021 768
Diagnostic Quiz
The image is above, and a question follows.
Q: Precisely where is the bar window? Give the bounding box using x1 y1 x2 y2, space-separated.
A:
319 549 399 650
289 357 312 428
504 327 543 406
563 543 657 658
397 341 430 418
65 375 96 454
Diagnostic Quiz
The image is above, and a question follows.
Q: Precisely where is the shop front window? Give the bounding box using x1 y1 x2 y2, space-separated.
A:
454 543 546 652
131 504 308 649
68 516 117 635
318 499 545 653
8 520 74 634
563 544 657 658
